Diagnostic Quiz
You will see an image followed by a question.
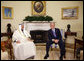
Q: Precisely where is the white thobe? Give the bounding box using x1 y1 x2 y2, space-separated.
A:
12 29 36 60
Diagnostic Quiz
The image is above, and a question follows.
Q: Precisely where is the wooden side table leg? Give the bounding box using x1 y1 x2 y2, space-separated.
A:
9 43 12 60
74 40 76 58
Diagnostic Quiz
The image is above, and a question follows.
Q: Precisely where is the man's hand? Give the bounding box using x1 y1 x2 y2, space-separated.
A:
28 38 34 42
16 41 20 43
54 39 59 43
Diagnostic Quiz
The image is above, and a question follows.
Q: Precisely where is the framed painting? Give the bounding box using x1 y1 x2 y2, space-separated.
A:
2 6 13 19
62 6 78 19
32 1 46 16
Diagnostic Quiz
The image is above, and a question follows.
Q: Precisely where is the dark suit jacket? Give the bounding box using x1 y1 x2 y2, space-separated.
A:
48 28 62 41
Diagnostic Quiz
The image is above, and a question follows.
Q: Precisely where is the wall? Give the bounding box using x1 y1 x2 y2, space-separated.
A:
1 1 83 37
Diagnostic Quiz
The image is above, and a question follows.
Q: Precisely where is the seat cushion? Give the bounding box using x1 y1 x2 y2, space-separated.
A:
80 50 83 60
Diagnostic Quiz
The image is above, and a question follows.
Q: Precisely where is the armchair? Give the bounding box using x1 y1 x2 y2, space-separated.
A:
1 33 13 60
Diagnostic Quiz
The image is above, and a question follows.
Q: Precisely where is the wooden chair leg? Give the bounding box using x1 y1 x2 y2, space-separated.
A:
64 55 66 58
64 53 66 58
51 47 53 51
50 47 52 51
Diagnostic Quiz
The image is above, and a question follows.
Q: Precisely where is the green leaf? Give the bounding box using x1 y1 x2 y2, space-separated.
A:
23 15 53 21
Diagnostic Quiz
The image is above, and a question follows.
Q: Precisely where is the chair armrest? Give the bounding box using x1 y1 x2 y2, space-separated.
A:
62 38 66 43
63 38 66 40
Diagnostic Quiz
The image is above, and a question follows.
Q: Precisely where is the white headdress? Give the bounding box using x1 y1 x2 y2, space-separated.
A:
19 22 24 30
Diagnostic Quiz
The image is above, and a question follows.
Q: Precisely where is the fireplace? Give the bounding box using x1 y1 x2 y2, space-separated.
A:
24 22 51 43
30 30 48 43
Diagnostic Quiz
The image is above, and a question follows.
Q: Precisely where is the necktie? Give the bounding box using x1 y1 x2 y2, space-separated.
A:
52 30 56 37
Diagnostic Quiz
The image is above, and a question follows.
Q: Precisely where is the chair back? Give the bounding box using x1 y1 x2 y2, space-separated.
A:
60 29 65 41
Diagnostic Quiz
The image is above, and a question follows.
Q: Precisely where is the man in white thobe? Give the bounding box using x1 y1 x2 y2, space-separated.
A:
12 23 36 60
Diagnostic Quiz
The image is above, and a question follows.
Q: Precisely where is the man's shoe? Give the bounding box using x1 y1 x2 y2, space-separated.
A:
60 56 63 60
44 54 49 59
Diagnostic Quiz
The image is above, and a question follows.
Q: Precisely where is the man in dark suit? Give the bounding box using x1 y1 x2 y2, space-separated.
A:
44 22 66 60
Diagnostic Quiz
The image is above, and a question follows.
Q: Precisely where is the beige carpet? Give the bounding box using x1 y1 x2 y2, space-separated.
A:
2 43 78 60
27 45 76 60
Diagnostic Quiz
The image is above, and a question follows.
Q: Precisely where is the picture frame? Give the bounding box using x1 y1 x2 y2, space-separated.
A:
62 6 78 19
2 6 13 19
32 1 46 16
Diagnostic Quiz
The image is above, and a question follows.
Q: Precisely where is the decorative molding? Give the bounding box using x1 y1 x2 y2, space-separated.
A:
24 22 50 33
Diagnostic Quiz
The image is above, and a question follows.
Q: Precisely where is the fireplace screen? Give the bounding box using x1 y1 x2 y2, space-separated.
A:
30 30 48 43
36 35 42 39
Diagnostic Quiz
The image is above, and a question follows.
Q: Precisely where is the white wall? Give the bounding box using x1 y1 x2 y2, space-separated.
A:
1 1 32 32
1 1 83 37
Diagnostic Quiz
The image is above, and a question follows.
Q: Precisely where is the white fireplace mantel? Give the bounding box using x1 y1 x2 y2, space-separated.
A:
24 21 51 33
